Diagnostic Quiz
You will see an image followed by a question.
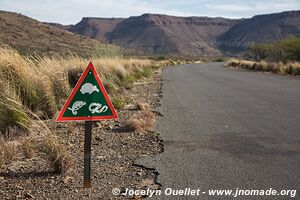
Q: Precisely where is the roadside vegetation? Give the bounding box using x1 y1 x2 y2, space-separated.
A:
226 37 300 75
0 44 167 174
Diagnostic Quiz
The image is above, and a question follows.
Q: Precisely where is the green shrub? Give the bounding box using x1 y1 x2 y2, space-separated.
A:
112 97 126 109
120 74 136 89
133 69 143 79
250 44 269 61
142 67 153 78
250 36 300 62
112 96 132 109
103 82 117 95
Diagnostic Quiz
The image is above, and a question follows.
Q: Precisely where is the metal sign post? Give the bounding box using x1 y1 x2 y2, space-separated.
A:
84 121 93 188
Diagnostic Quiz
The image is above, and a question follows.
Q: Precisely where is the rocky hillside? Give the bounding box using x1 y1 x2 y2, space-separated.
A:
66 14 239 56
59 11 300 56
69 17 124 42
2 9 299 57
217 10 300 54
0 10 120 57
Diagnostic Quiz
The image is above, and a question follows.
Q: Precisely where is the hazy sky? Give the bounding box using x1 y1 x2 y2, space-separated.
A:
1 0 299 24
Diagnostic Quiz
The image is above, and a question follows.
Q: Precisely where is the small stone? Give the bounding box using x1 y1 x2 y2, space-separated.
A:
137 171 143 176
124 104 136 110
97 156 105 160
16 185 23 190
74 189 79 193
62 176 73 184
95 136 103 141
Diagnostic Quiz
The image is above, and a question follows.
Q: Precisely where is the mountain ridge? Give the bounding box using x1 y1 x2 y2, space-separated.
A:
56 10 299 56
1 9 299 56
68 13 240 56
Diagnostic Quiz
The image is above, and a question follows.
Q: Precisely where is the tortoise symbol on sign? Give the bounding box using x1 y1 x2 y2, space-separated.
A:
80 83 100 94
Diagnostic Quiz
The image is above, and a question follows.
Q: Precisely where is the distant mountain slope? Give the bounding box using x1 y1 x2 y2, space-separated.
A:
61 11 300 56
68 14 238 56
44 22 73 31
217 10 300 54
0 10 120 57
69 17 124 42
3 9 300 57
108 14 238 56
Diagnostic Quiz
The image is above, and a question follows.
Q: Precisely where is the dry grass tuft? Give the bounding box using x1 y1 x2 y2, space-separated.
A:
0 45 157 133
67 67 83 88
124 119 143 132
0 139 16 165
0 100 30 138
21 138 34 159
136 102 151 111
27 112 74 174
226 59 300 76
66 123 76 134
0 46 57 117
124 110 156 132
38 135 73 174
0 99 74 174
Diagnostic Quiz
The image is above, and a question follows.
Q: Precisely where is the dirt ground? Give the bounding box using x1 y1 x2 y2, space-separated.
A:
0 70 163 199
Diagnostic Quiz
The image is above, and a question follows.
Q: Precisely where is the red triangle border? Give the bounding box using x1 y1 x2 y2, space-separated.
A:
55 62 118 122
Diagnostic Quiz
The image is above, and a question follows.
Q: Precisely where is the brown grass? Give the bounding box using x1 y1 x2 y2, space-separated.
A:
38 134 73 174
226 59 300 75
124 119 143 132
0 45 157 135
0 98 74 174
124 109 156 132
21 138 34 159
136 102 151 111
66 123 76 134
0 139 16 164
27 109 74 174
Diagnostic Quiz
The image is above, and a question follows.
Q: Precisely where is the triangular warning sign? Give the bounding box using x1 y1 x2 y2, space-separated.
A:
56 62 118 122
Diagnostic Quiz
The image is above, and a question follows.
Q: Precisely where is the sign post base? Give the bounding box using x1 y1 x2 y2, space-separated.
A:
84 180 91 188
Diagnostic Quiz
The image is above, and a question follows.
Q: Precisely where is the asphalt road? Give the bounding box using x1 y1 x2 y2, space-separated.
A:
137 63 300 200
